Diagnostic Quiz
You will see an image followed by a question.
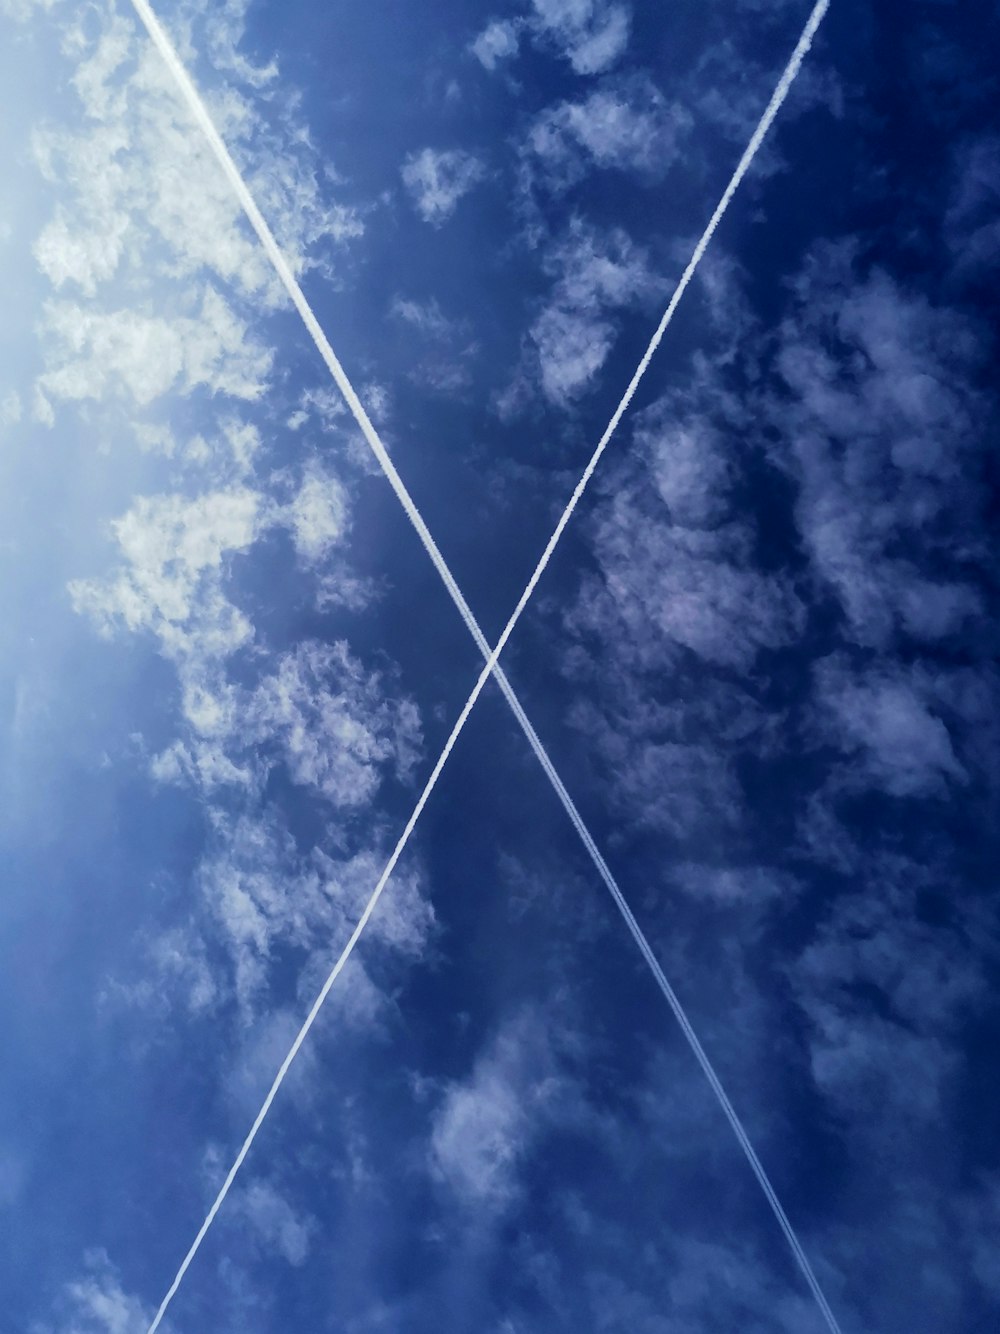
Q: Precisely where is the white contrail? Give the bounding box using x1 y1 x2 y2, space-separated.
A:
473 0 831 654
131 1 839 1331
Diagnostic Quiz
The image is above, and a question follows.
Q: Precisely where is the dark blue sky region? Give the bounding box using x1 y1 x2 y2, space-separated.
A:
0 1 997 1332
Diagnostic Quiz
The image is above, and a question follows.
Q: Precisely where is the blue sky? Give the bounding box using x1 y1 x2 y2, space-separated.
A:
1 0 998 1331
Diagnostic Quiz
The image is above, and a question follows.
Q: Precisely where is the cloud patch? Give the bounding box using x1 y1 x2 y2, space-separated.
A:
813 657 967 798
471 18 521 70
472 0 630 77
525 76 690 193
766 243 989 650
503 221 663 409
430 1010 568 1214
530 0 630 75
401 148 486 226
39 1250 155 1334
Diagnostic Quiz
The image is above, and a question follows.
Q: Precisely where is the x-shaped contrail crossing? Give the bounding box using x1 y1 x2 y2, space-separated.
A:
125 3 841 1330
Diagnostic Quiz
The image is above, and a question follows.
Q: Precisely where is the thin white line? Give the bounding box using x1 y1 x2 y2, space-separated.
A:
146 650 499 1332
483 0 830 659
128 0 491 674
130 2 839 1330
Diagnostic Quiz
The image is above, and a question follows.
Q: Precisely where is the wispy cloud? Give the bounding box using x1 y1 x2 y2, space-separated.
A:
812 657 968 798
401 148 486 226
766 242 989 650
228 1178 316 1268
39 1250 158 1334
27 1 363 426
500 221 664 411
430 1016 548 1212
470 18 521 71
389 296 479 393
530 0 630 75
472 0 630 77
524 76 691 193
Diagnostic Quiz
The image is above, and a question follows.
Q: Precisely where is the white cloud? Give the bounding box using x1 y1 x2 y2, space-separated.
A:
19 5 447 1318
471 18 521 70
589 508 803 670
530 304 614 403
38 288 274 409
27 2 365 428
767 243 988 650
68 407 427 1022
667 1237 822 1333
286 469 350 563
147 633 424 814
0 0 59 21
315 566 381 614
70 484 265 660
531 0 630 74
588 714 744 838
30 22 269 301
472 0 629 77
67 437 418 930
433 1063 528 1208
231 1179 315 1267
150 927 218 1013
327 847 435 960
792 866 986 1136
946 135 1000 275
643 415 733 530
506 221 662 408
33 207 130 297
686 28 844 187
566 387 804 671
813 658 967 798
525 77 690 191
244 640 423 807
546 221 658 309
389 296 457 341
197 815 434 1021
109 13 359 283
389 296 479 393
222 1005 322 1120
554 356 810 846
100 921 219 1022
198 0 277 89
401 148 485 226
39 1250 155 1334
671 862 794 908
430 1011 565 1213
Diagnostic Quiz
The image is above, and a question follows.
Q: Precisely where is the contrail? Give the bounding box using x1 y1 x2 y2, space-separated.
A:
131 2 839 1331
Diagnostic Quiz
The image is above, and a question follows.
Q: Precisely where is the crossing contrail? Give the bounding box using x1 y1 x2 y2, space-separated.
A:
130 1 839 1331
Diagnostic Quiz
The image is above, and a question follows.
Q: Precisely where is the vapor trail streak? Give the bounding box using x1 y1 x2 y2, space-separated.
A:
130 2 839 1331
